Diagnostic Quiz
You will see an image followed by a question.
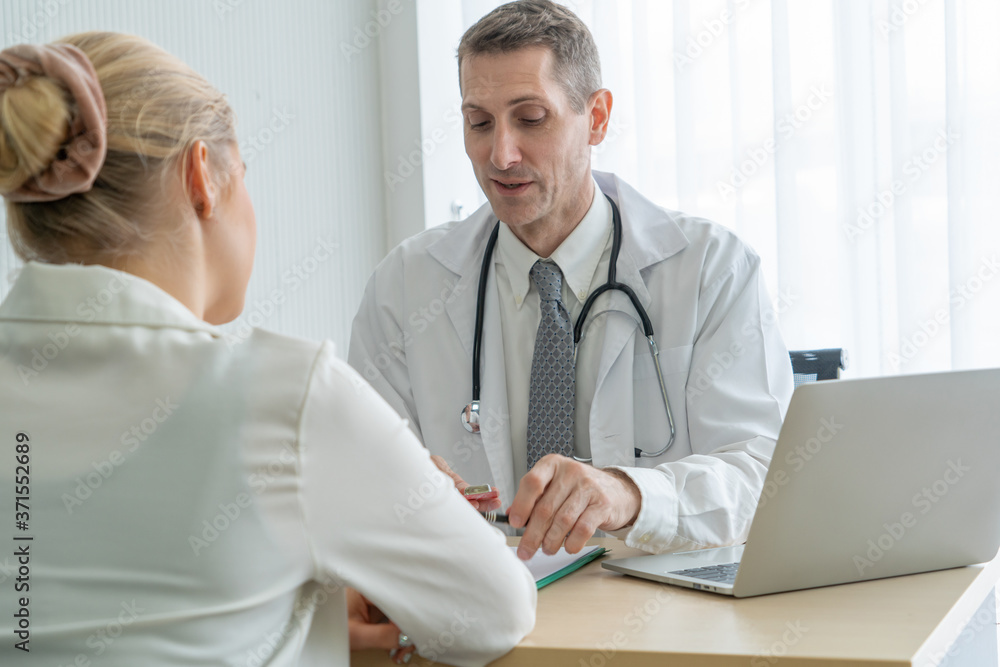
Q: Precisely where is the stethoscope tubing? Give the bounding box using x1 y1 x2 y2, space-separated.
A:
460 194 675 460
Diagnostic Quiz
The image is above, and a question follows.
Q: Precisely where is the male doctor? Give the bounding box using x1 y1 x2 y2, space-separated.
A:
349 0 792 559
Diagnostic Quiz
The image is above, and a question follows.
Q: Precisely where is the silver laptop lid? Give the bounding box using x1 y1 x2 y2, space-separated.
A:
733 368 1000 597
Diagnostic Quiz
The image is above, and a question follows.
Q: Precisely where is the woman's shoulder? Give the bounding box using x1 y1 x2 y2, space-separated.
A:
225 327 341 414
225 325 323 356
234 327 371 413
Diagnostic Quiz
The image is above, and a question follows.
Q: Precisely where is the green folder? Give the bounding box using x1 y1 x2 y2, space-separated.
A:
534 546 609 589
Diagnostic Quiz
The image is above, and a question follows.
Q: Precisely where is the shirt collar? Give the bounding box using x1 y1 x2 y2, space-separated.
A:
496 179 613 309
0 261 219 335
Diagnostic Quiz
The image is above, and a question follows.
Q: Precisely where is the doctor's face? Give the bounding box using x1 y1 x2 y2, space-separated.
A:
461 47 607 238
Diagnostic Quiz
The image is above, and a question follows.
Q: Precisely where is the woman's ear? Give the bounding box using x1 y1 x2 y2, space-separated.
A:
185 140 217 219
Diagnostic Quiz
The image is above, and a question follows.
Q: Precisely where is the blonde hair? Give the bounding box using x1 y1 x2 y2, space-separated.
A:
0 31 237 264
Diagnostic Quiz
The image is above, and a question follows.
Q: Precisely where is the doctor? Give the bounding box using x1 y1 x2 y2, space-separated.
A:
349 0 793 559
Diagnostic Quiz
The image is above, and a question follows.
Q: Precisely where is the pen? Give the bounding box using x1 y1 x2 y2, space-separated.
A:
479 510 509 524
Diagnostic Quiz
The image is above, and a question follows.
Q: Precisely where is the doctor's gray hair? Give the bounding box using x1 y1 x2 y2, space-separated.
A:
457 0 602 114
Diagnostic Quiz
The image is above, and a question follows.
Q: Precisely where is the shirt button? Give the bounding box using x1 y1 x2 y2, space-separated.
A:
578 290 587 300
639 533 651 544
515 295 522 305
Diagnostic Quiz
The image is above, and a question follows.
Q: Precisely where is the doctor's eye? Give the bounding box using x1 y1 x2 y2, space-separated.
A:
515 104 546 126
466 112 492 130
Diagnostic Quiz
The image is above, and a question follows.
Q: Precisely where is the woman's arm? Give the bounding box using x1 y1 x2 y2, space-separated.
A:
297 342 536 667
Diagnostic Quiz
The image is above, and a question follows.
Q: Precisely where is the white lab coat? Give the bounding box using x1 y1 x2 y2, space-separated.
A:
349 171 793 554
0 262 535 667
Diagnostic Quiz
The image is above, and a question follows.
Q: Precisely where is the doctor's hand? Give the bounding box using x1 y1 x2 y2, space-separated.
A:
430 455 502 511
507 454 641 560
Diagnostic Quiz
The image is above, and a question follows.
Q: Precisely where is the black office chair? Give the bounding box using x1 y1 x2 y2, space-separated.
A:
789 348 846 387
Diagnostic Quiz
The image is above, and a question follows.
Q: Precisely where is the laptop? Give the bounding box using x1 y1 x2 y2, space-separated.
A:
602 368 1000 597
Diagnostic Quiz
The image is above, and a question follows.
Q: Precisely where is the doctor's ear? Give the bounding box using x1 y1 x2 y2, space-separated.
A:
184 140 217 219
587 89 613 146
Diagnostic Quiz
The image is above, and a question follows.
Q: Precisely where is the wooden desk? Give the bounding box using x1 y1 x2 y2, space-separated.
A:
355 538 1000 666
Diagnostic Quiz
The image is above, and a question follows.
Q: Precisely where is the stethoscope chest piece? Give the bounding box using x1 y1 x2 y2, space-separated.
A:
461 401 481 433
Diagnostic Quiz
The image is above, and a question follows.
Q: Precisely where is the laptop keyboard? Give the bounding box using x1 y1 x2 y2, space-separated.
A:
669 562 740 585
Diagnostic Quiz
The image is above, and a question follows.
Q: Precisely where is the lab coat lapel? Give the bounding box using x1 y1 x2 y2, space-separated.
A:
432 210 494 360
588 257 650 469
478 267 516 505
594 255 651 387
429 207 516 503
588 172 686 468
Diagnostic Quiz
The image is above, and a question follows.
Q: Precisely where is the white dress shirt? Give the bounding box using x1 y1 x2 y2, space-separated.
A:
0 262 535 667
495 181 612 478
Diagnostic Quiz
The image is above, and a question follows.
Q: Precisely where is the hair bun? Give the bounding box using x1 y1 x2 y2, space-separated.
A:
5 32 237 265
0 74 73 194
0 43 108 202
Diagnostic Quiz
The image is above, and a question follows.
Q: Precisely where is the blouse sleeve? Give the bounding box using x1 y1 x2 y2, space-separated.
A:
296 342 536 667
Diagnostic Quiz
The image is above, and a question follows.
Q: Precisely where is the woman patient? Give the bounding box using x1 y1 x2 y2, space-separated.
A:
0 32 534 666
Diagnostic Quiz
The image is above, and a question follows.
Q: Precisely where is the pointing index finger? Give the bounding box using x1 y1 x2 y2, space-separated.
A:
507 456 557 530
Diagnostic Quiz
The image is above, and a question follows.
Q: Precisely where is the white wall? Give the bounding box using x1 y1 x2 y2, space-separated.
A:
0 0 388 351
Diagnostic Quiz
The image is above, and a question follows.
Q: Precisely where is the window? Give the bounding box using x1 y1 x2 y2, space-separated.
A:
437 0 1000 376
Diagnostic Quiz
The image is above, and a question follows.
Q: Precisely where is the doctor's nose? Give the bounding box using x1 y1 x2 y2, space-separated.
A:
490 125 521 171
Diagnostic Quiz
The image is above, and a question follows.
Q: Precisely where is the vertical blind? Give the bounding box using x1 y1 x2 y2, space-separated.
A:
0 0 387 351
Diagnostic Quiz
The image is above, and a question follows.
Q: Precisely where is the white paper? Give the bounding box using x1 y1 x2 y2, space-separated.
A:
511 545 604 583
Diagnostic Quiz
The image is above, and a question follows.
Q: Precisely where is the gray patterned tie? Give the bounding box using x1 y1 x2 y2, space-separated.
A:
526 261 575 470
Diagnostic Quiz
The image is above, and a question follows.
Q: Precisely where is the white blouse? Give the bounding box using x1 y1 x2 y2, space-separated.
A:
0 262 535 667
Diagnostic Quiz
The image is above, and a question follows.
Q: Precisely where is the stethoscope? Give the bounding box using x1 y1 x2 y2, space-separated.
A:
460 194 676 461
